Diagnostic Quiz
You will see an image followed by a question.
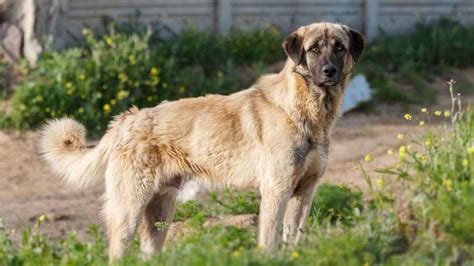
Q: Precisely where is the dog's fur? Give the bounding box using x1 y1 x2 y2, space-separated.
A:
39 22 365 261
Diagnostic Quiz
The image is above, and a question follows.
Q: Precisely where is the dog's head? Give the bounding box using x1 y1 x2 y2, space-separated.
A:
283 22 366 87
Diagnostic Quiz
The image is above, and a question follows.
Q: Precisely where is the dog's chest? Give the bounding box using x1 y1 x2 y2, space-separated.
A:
293 137 329 178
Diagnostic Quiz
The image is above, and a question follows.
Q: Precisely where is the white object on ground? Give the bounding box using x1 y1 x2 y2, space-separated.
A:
341 74 372 113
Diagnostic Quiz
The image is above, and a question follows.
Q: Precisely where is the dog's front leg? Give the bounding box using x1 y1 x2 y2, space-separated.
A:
257 184 292 251
282 177 318 245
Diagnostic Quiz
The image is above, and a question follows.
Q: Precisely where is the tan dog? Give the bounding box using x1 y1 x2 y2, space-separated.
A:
39 22 365 261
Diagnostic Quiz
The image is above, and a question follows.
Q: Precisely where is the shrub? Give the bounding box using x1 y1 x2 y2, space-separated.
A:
357 18 474 103
364 81 474 263
9 30 168 135
6 25 282 137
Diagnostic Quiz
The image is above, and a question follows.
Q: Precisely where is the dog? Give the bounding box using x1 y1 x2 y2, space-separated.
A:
39 22 365 261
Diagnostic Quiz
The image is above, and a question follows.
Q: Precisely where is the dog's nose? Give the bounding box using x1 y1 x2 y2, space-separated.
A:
322 64 337 78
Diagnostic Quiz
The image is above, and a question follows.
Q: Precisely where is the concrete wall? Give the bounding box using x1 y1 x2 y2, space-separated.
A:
55 0 474 46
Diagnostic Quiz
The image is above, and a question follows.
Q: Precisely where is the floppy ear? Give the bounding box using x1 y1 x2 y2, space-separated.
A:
348 29 366 62
282 31 304 65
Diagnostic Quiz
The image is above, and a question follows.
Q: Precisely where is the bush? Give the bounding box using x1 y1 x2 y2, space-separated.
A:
363 81 474 263
356 18 474 103
5 25 282 136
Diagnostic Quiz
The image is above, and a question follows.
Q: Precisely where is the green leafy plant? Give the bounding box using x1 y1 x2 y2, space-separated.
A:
5 25 282 137
310 184 363 224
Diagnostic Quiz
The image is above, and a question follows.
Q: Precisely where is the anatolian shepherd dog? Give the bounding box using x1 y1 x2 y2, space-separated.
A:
39 22 365 261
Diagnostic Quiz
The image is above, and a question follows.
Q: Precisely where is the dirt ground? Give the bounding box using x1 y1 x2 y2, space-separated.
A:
1 72 473 241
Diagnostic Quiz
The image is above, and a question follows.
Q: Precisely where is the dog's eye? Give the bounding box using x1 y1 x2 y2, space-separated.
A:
334 43 345 52
310 46 320 53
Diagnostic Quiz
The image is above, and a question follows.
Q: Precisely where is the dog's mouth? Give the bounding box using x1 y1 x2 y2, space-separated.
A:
317 79 339 87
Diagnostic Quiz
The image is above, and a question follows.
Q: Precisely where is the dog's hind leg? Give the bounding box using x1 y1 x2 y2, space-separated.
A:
138 187 177 259
103 163 154 262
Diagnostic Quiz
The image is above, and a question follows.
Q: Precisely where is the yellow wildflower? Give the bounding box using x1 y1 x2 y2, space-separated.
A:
38 214 46 222
387 149 393 155
425 140 432 147
434 111 442 116
150 67 159 76
397 134 404 140
417 154 426 162
364 154 373 162
103 104 111 113
118 72 127 82
104 36 113 46
421 108 427 113
337 183 344 189
443 179 453 191
35 95 43 102
110 99 116 105
467 146 474 155
419 121 425 126
376 178 384 188
444 110 451 117
462 159 469 167
291 251 300 259
399 145 408 161
117 90 129 100
404 114 412 120
79 73 86 80
78 107 84 113
66 82 73 89
19 104 26 111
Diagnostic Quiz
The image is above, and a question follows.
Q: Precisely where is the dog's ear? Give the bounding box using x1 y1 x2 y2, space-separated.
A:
283 31 304 65
348 29 366 62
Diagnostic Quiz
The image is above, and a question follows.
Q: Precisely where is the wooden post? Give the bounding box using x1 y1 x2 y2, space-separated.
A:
364 0 379 42
216 0 232 34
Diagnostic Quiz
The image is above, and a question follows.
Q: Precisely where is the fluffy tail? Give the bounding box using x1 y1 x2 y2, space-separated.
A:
39 118 113 190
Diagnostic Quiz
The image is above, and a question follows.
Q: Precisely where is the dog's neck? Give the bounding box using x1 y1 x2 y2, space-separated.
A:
259 59 350 142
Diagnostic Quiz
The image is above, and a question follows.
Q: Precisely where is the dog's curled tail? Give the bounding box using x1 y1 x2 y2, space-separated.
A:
39 118 112 190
